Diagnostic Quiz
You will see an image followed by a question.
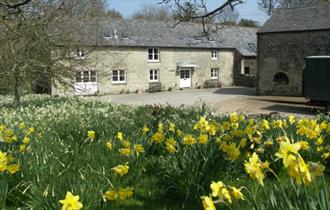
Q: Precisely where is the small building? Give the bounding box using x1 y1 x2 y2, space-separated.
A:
257 3 330 96
52 20 258 96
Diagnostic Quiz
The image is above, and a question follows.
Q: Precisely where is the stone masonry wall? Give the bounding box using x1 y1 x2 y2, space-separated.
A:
234 52 257 87
257 30 330 96
52 47 236 95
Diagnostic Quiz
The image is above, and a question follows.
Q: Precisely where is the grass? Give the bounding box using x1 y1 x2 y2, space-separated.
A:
0 94 329 210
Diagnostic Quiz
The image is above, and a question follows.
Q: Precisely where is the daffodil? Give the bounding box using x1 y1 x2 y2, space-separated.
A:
230 112 239 123
275 139 301 167
23 136 30 144
158 122 164 132
6 164 20 174
298 141 309 150
198 134 208 145
239 138 247 148
112 164 129 176
19 122 26 129
122 140 131 148
286 154 311 185
201 196 216 210
106 141 113 150
166 143 177 153
104 190 117 201
183 134 196 145
220 188 232 203
151 132 164 143
118 188 134 200
0 151 8 173
210 181 224 197
134 144 144 153
226 143 240 161
288 115 295 125
87 130 95 140
244 152 267 186
117 132 123 141
19 144 27 153
322 152 330 159
169 123 176 132
308 161 325 182
229 186 245 200
59 191 83 210
118 148 131 156
142 125 149 135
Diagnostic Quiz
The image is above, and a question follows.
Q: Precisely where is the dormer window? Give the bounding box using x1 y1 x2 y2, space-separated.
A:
148 48 159 62
211 50 218 60
77 49 85 59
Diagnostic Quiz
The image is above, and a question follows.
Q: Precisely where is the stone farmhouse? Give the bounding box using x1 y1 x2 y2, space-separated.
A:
52 20 257 96
257 3 330 96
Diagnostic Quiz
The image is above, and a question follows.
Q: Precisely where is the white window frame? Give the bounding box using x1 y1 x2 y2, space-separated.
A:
148 48 160 62
75 70 97 83
76 49 85 59
211 68 219 79
211 50 218 60
149 69 159 82
111 70 126 84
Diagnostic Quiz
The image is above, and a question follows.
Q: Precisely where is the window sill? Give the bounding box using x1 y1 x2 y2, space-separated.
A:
149 80 159 83
148 60 160 63
76 82 97 84
211 58 218 61
112 81 127 85
76 57 86 60
210 78 219 80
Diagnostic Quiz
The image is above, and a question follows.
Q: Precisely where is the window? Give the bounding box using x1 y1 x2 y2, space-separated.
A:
149 69 159 82
76 49 85 59
76 70 97 83
211 50 218 60
211 68 219 79
244 67 250 75
273 72 289 85
148 48 159 62
112 70 126 83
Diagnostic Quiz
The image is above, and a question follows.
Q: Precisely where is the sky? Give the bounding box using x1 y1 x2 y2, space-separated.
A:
107 0 269 24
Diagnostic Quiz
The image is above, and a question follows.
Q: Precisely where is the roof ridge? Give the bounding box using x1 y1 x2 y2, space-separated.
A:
275 2 330 12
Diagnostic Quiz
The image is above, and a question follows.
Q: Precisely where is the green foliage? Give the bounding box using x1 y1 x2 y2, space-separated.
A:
0 95 329 210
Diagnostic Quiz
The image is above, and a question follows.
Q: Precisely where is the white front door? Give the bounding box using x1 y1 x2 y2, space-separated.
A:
180 68 191 88
75 70 98 95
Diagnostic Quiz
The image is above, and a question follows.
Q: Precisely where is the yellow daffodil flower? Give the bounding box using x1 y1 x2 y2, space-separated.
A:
59 191 83 210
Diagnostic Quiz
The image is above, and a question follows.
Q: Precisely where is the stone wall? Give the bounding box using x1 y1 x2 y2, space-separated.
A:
242 58 257 76
257 30 330 96
233 52 257 87
52 47 236 95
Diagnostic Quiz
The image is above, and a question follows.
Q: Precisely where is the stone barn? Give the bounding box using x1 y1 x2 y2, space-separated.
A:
257 4 330 96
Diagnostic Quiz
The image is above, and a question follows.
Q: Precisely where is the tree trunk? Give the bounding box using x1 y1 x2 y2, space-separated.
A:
13 68 21 108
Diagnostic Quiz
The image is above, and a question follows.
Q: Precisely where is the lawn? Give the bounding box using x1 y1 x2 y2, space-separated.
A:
0 95 329 210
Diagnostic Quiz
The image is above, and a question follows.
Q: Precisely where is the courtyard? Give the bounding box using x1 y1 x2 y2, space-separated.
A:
94 87 322 116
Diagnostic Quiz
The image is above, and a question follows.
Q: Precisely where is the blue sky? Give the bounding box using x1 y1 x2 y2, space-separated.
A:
107 0 269 23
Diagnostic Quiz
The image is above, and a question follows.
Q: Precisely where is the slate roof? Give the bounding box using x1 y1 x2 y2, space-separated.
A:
258 3 330 34
80 20 258 57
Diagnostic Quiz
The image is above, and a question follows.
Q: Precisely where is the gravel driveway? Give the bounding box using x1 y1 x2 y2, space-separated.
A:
93 87 323 116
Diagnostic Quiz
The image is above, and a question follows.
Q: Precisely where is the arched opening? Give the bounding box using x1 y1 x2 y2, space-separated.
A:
273 72 289 85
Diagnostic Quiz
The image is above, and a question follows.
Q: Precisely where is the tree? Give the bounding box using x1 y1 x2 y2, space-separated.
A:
60 0 108 17
161 0 244 33
0 0 103 106
238 18 259 27
216 6 239 25
258 0 330 15
131 4 174 21
106 9 123 19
